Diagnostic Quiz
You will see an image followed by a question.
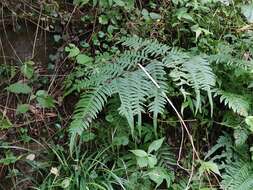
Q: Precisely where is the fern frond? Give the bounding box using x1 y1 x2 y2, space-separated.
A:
120 36 170 56
114 70 151 131
165 52 216 114
208 42 253 70
68 37 216 144
214 90 250 117
117 50 149 69
183 56 215 114
146 62 168 129
115 77 135 134
204 133 234 167
221 161 253 190
69 84 114 136
157 144 176 169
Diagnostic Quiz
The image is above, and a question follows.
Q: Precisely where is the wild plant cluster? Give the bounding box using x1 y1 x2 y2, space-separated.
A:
0 0 253 189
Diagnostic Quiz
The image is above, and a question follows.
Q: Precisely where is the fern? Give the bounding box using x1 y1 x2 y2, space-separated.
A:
205 133 253 190
68 37 216 145
157 144 176 169
120 36 170 56
204 133 234 168
221 161 253 190
165 50 216 114
70 85 114 137
209 42 253 71
214 90 250 117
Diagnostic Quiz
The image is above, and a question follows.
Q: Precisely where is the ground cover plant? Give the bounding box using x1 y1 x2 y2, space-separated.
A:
0 0 253 189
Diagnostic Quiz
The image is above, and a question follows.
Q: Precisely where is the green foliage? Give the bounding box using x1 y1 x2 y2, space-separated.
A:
221 161 253 190
215 90 251 117
130 138 164 169
0 113 12 130
245 116 253 132
35 90 55 108
2 0 253 189
16 104 29 115
21 61 34 79
6 82 32 94
68 37 216 144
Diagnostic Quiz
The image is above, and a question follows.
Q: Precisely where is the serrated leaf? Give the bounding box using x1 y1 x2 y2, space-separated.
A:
130 149 148 157
199 161 221 176
36 90 55 108
65 43 80 58
234 128 248 146
148 155 157 168
16 104 29 115
21 61 34 79
148 137 164 154
136 157 148 168
0 113 12 130
6 83 32 94
148 168 165 187
76 54 93 65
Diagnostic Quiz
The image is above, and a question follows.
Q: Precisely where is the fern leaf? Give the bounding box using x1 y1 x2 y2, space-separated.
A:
69 84 114 136
215 90 250 117
183 56 215 114
115 78 135 134
146 62 168 129
165 52 216 115
221 161 253 190
120 36 170 56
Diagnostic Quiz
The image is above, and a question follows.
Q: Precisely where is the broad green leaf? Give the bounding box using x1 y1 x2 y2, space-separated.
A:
241 4 253 23
53 35 61 42
250 146 253 161
142 9 150 20
65 43 80 58
0 153 20 165
148 137 164 154
6 83 32 94
130 149 148 157
246 116 253 132
199 161 221 176
148 168 165 187
176 8 194 22
16 104 29 115
81 131 96 142
61 178 71 188
0 113 12 130
76 54 93 65
21 61 34 79
36 90 55 108
136 157 148 168
147 155 157 168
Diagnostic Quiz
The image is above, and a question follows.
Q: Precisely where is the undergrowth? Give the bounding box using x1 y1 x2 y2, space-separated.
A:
0 0 253 189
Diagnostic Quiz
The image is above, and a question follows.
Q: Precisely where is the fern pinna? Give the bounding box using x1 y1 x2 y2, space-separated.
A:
69 36 216 145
